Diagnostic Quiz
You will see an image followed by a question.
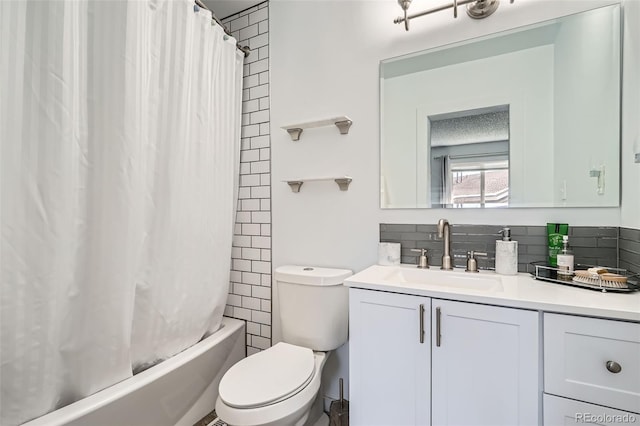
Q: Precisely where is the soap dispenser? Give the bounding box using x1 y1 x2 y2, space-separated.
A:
496 227 518 275
556 235 574 281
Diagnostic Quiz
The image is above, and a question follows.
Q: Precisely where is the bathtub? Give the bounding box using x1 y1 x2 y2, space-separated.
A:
23 317 246 426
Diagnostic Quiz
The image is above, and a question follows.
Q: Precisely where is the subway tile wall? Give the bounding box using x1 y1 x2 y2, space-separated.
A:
620 227 640 274
380 224 623 273
223 2 272 356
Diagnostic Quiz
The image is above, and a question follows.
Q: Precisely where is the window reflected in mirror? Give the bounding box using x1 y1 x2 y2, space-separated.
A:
429 106 509 208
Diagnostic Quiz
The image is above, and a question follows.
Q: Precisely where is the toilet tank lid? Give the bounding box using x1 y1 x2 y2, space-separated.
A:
275 265 353 286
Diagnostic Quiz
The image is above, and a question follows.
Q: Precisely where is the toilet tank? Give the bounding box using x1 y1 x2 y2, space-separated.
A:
275 266 352 351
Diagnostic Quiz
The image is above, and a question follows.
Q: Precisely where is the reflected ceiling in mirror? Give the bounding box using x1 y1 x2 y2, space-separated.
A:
380 5 621 209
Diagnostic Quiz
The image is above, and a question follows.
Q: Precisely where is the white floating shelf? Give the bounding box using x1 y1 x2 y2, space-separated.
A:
281 116 353 141
283 176 353 193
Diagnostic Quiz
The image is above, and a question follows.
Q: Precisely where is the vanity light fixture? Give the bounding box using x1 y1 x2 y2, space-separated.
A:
395 0 514 31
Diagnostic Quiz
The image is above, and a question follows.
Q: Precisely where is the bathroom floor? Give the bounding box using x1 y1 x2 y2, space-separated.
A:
193 409 227 426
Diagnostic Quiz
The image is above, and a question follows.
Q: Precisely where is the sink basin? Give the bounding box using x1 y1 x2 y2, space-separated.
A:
383 266 503 292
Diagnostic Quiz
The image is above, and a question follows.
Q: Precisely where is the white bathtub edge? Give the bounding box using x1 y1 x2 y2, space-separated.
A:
22 317 246 426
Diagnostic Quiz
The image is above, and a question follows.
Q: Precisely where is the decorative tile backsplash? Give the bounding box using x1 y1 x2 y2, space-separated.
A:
620 227 640 274
380 224 637 273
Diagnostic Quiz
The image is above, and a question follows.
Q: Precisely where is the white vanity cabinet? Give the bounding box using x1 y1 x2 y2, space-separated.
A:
349 288 431 426
346 264 640 426
349 288 539 426
431 299 539 426
543 313 640 422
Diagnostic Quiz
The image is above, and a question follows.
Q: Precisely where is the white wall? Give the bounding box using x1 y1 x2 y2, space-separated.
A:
621 0 640 228
270 0 629 404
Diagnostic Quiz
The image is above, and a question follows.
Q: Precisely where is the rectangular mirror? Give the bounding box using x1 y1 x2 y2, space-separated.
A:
380 5 621 209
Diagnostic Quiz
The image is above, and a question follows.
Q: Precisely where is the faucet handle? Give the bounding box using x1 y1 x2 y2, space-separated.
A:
466 251 487 273
411 249 429 269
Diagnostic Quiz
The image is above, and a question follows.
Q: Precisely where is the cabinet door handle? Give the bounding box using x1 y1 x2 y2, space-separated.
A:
435 306 441 347
419 304 425 343
606 360 622 374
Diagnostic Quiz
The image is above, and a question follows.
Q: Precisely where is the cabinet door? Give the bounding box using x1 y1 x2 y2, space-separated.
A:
543 393 639 425
349 288 430 426
431 299 539 426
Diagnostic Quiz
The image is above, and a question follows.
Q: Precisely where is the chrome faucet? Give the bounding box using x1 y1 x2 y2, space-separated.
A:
437 218 453 270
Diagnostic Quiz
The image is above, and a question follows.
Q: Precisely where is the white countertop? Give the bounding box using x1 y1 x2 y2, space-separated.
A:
344 264 640 322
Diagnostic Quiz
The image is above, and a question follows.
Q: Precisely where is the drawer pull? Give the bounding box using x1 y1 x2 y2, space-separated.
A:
435 306 442 347
419 304 425 344
606 360 622 374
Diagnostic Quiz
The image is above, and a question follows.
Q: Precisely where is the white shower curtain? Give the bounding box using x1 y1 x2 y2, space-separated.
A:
0 0 243 424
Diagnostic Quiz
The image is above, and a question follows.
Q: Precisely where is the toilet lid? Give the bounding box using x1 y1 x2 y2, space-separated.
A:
219 342 315 409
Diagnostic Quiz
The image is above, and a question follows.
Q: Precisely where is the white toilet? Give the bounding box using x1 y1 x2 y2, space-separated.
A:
215 265 352 426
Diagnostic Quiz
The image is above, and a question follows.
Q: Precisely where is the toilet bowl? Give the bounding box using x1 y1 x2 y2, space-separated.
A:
215 343 327 426
215 266 352 426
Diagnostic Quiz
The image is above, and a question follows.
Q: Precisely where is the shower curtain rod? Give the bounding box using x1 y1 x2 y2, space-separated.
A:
194 0 251 57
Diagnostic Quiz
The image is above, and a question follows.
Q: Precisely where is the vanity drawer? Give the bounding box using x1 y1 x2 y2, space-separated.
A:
544 313 640 413
543 394 639 425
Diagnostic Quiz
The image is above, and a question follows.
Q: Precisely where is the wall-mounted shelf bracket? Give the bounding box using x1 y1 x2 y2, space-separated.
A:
287 181 304 193
335 119 353 135
286 128 303 141
281 116 353 141
284 176 353 193
335 177 352 191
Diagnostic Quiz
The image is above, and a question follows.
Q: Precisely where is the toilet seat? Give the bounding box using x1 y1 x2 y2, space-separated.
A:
219 342 315 409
